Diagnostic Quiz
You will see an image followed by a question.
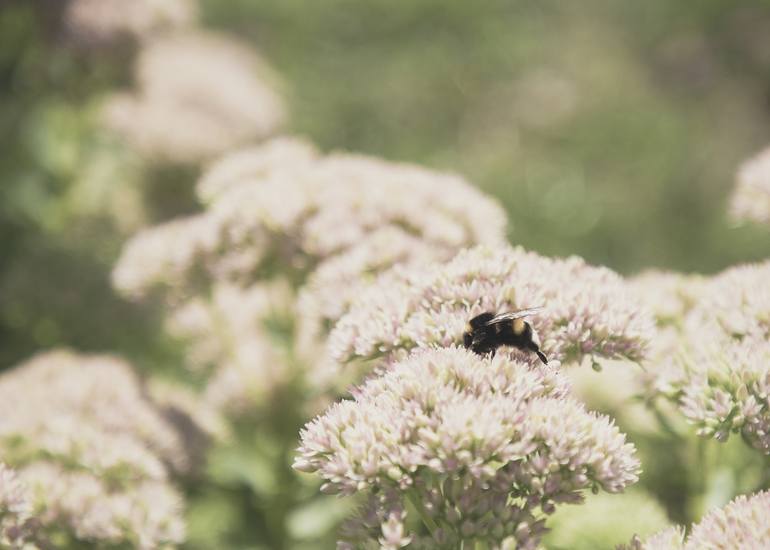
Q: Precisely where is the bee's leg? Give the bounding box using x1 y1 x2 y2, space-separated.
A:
534 349 548 365
488 348 496 359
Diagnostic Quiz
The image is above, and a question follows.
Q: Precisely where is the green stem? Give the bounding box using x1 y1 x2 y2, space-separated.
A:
688 436 711 523
406 491 439 537
648 397 684 440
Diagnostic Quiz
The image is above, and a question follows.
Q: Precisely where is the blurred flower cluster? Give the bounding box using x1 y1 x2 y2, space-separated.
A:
113 137 508 414
730 146 770 226
633 262 770 454
63 0 197 47
103 30 286 165
108 134 513 546
0 463 39 549
623 490 770 549
0 350 220 548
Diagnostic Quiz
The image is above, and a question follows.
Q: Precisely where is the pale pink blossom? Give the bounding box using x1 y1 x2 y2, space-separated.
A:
296 347 639 548
0 463 39 549
643 261 770 452
162 281 298 416
0 350 206 547
103 30 286 164
622 490 770 549
627 270 705 329
330 245 653 370
196 136 319 203
64 0 197 46
20 462 184 549
683 260 770 347
113 140 506 301
729 146 770 225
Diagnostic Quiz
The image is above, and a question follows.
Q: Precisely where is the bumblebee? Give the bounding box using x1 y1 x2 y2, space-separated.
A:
462 307 548 364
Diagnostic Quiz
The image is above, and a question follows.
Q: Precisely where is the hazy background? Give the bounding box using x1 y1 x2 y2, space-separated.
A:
2 1 770 368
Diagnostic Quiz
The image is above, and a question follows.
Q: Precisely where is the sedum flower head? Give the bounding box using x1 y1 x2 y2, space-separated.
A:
111 213 224 301
683 260 770 347
64 0 197 46
673 337 770 452
167 279 301 417
627 270 707 396
330 245 653 369
113 139 507 300
295 347 640 548
0 350 204 475
112 139 507 414
645 261 770 453
622 490 770 550
163 280 298 417
0 350 203 547
296 226 440 354
627 270 705 329
729 146 770 225
685 490 770 549
196 136 319 203
1 463 39 549
19 462 184 550
103 30 286 164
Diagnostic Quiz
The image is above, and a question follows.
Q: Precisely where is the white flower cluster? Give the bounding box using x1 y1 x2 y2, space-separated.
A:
296 225 439 353
0 463 38 549
330 245 653 369
729 146 770 225
63 0 197 46
622 490 770 549
674 337 770 452
113 138 507 299
640 261 770 453
626 270 707 394
296 347 640 548
103 30 286 164
113 139 508 415
0 350 217 548
683 261 770 347
627 270 705 330
196 136 319 203
166 280 297 416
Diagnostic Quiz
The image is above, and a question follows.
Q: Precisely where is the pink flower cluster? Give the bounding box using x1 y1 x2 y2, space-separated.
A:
638 261 770 453
103 30 286 164
0 463 38 549
623 490 770 549
330 245 653 370
0 350 218 548
730 146 770 226
296 348 640 548
112 138 508 417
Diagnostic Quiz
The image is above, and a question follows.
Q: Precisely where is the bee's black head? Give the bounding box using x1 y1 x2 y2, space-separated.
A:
462 330 473 349
468 312 496 329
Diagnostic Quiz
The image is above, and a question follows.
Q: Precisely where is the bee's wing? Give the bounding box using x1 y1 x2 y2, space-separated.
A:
484 307 544 325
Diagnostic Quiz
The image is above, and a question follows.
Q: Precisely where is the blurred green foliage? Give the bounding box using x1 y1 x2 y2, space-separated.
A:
206 0 770 273
544 489 671 550
0 2 190 367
